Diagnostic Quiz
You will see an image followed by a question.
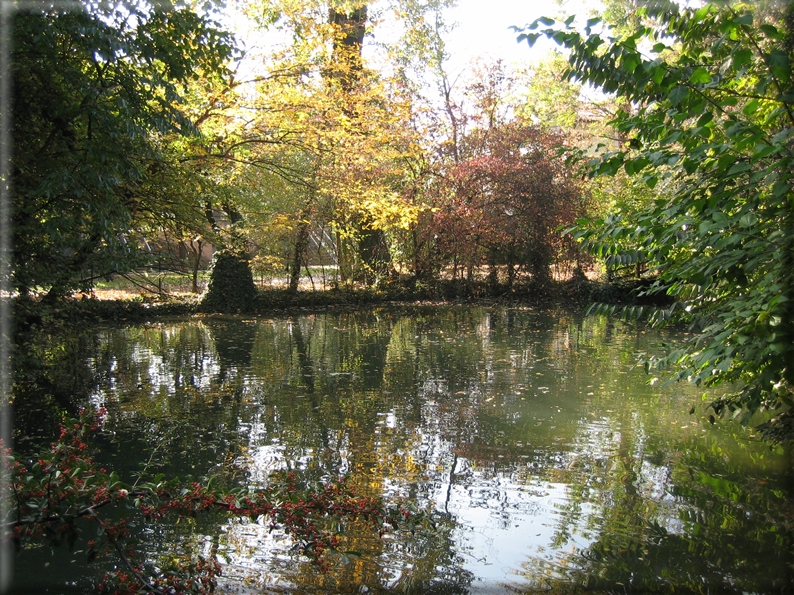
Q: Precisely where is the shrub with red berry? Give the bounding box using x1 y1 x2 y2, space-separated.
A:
2 407 432 594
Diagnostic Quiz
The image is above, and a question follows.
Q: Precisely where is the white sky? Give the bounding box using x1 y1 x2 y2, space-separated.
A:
441 0 602 75
228 0 603 80
444 0 561 74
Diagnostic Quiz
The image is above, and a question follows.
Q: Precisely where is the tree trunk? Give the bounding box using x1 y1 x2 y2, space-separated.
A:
506 247 517 289
328 5 367 92
327 5 394 285
529 238 552 286
357 225 392 284
290 221 310 292
191 239 204 294
487 250 498 290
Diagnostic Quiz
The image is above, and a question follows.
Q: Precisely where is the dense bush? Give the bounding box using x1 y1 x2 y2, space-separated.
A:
199 251 258 313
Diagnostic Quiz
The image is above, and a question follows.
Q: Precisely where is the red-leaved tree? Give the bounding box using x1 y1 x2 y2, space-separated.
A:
425 122 588 287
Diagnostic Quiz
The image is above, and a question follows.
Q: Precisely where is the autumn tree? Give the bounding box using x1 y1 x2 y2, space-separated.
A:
430 122 585 287
207 0 441 288
416 61 588 288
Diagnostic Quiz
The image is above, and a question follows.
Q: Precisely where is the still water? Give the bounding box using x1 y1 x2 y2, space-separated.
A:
13 306 793 593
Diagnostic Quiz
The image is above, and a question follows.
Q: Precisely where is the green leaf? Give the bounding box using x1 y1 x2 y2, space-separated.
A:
689 68 711 84
732 48 753 68
622 52 641 73
692 6 711 23
752 143 777 159
669 85 689 105
651 65 666 85
742 99 760 116
712 211 729 225
696 112 714 126
727 161 752 176
772 182 791 197
695 126 711 139
759 24 782 39
519 33 541 46
768 49 790 69
717 153 735 170
739 213 758 228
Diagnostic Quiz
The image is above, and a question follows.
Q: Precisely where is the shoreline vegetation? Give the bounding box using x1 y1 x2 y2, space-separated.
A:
11 277 672 324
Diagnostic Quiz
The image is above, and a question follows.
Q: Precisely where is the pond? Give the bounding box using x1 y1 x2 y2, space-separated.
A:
12 306 793 594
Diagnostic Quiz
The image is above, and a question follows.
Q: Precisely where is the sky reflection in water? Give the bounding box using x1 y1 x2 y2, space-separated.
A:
16 306 790 594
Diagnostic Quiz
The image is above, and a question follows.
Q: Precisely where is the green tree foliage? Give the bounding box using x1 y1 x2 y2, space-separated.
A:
11 0 234 299
518 2 794 439
516 52 583 130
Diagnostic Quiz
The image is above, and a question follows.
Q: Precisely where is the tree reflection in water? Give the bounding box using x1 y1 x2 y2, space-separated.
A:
13 307 792 593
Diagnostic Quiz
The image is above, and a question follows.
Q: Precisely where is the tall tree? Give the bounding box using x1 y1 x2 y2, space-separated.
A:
218 0 429 287
519 1 794 439
327 3 394 283
11 0 234 298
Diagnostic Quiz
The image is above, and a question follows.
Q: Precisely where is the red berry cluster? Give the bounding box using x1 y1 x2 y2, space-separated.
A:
3 406 430 593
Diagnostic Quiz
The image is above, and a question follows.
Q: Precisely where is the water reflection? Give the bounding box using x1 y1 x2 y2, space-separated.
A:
14 306 792 593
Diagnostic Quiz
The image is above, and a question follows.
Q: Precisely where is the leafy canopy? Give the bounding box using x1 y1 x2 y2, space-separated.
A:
517 2 794 439
11 0 234 297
